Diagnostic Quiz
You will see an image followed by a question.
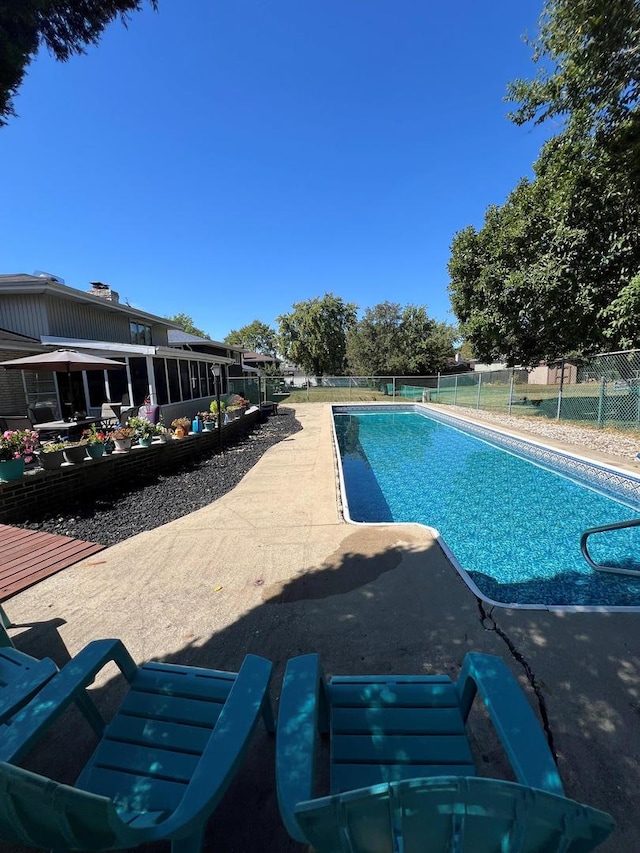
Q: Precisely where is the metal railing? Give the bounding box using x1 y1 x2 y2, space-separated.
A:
580 519 640 576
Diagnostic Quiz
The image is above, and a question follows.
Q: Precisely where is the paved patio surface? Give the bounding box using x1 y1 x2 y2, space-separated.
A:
4 403 640 851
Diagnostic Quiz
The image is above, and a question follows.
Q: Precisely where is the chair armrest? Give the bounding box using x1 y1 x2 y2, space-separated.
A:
0 639 138 763
276 654 325 843
146 654 273 840
456 653 563 795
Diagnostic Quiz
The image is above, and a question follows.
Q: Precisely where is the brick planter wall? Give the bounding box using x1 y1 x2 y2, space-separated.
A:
0 409 260 524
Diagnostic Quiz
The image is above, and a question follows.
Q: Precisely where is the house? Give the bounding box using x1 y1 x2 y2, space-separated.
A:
0 273 240 422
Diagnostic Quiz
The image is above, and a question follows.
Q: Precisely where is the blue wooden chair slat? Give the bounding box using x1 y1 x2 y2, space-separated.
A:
331 705 467 735
104 714 213 753
276 652 615 851
0 640 274 852
332 733 474 765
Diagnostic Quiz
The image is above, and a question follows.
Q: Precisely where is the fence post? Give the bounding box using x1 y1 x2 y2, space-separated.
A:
437 372 441 402
597 376 606 428
476 373 482 410
453 375 458 406
306 377 310 402
555 359 565 421
392 376 396 400
349 376 352 401
508 371 514 414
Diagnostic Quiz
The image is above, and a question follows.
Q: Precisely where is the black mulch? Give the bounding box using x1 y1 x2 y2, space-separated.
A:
17 408 301 547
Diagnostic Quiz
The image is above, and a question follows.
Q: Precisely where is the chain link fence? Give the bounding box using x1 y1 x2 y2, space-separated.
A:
228 350 640 433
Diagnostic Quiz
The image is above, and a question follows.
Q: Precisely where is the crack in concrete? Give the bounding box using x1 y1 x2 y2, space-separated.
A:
476 597 559 764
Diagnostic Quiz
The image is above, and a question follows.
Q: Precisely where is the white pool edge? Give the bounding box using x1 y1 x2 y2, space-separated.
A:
331 403 640 614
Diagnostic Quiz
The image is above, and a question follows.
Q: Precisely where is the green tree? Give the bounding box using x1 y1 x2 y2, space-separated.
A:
507 0 640 137
224 320 277 354
0 0 158 127
166 312 209 339
277 293 357 375
346 302 456 375
448 132 640 364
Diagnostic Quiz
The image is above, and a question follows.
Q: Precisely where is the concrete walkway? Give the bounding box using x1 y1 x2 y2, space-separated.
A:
5 403 640 851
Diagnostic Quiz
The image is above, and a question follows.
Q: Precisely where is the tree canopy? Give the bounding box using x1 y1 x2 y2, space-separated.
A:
449 0 640 365
224 320 277 355
346 302 456 376
166 312 209 339
277 293 357 375
0 0 158 127
507 0 640 137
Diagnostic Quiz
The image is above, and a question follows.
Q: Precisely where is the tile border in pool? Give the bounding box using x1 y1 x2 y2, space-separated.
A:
331 402 640 613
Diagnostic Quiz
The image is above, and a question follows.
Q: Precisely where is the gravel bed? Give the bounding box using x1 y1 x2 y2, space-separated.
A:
19 408 301 546
444 405 640 461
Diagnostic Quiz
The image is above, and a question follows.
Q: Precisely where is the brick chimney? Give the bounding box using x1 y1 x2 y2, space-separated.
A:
88 281 120 303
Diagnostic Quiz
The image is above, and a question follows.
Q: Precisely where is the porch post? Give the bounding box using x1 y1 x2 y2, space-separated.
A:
146 355 157 405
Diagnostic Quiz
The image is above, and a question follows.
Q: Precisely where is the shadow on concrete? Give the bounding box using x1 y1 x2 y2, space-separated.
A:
5 538 640 851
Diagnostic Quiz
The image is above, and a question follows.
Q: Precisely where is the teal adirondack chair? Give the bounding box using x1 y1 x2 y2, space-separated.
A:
0 639 274 852
276 652 615 852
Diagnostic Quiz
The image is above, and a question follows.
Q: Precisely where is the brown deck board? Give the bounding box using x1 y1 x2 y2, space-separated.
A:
0 524 105 602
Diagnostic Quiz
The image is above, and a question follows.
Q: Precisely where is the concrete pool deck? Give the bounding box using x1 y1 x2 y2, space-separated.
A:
4 402 640 851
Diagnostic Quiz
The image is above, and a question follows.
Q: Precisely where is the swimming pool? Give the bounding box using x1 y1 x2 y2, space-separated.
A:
333 405 640 609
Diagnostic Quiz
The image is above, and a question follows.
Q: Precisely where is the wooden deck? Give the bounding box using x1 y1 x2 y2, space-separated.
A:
0 524 105 601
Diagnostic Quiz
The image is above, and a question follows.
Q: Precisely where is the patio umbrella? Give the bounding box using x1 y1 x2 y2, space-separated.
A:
0 349 126 417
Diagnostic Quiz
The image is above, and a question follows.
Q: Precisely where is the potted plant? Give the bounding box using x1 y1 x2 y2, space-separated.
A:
209 400 226 425
36 440 67 470
226 404 241 421
62 439 89 464
171 417 191 438
153 422 170 444
128 416 155 448
0 429 38 481
111 426 134 452
200 411 217 431
82 424 107 459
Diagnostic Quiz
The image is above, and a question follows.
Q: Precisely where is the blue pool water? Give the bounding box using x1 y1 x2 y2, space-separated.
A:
334 409 640 607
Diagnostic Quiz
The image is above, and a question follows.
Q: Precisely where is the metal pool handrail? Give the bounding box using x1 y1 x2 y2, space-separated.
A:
580 518 640 576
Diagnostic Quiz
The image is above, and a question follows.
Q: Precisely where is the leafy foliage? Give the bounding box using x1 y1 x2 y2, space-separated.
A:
346 302 456 375
277 293 357 375
166 312 210 339
0 1 158 127
449 133 640 364
507 0 640 136
450 1 640 365
224 320 277 355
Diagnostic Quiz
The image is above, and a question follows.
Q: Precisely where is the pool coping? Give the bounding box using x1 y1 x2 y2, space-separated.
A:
331 402 640 614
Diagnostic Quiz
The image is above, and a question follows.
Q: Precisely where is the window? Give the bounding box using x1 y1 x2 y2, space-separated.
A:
153 358 169 405
167 359 180 402
86 370 107 408
129 357 149 405
179 360 191 400
106 368 128 404
129 321 152 345
198 362 208 398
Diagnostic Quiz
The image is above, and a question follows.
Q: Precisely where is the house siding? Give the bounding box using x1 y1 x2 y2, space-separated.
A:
0 295 49 339
0 347 41 413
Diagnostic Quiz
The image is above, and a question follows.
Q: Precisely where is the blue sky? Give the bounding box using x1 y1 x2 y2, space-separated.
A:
0 1 552 342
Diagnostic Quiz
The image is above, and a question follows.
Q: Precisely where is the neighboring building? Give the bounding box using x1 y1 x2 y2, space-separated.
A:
0 273 239 420
528 361 577 385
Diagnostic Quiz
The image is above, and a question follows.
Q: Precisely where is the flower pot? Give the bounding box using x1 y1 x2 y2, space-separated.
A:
174 427 186 438
104 442 114 455
0 458 25 482
87 442 105 459
137 437 153 448
37 449 65 470
114 438 132 452
203 422 215 431
63 445 88 464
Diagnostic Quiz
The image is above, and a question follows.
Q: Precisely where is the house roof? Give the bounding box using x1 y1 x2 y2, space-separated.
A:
167 329 244 351
0 274 181 329
242 351 280 364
